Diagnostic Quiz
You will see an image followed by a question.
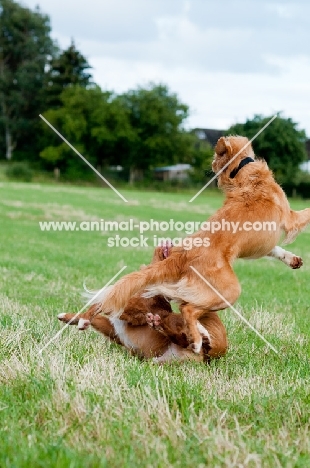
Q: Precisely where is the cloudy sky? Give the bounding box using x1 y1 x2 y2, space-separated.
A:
26 0 310 134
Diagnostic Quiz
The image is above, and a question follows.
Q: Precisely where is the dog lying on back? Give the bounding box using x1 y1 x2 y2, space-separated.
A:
58 246 228 363
58 296 228 363
77 135 306 355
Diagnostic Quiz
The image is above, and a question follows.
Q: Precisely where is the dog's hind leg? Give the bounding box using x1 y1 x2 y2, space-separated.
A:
57 312 80 326
180 304 207 354
283 208 310 244
58 306 121 343
267 246 303 269
198 313 228 359
146 311 227 362
180 266 241 353
58 304 98 330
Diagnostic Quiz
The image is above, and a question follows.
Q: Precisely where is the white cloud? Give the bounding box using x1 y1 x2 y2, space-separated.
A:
88 52 310 133
24 0 310 134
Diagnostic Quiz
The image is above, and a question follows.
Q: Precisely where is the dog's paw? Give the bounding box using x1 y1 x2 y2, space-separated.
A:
290 255 303 269
146 312 154 326
146 313 162 329
78 318 91 330
188 338 203 354
153 314 162 328
58 313 79 325
146 312 161 328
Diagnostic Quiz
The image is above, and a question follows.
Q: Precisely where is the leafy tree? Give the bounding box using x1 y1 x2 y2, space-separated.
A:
44 40 92 109
227 114 307 184
39 85 135 179
119 84 192 182
0 0 55 160
40 83 195 183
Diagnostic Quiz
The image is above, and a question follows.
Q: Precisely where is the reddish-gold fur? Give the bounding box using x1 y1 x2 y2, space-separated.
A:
59 300 228 363
59 246 228 363
82 136 310 353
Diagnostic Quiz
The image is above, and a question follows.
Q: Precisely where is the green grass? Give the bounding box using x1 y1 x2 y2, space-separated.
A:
0 181 310 467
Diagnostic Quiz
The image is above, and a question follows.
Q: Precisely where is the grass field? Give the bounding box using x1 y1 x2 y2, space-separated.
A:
0 181 310 468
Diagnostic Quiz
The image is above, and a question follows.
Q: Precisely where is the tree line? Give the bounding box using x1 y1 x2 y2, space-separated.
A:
0 0 308 184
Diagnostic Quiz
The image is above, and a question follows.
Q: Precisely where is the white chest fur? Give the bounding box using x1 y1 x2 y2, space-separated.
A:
109 317 137 350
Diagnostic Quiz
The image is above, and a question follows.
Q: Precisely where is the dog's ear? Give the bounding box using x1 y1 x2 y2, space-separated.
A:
215 137 232 157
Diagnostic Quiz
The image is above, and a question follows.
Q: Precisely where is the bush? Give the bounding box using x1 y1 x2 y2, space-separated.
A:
5 162 33 182
296 182 310 199
282 181 310 199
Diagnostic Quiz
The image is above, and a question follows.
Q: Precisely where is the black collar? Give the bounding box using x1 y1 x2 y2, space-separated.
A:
229 157 254 179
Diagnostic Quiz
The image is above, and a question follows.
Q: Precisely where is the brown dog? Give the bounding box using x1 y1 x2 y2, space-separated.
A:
59 246 228 363
82 135 307 354
58 297 228 363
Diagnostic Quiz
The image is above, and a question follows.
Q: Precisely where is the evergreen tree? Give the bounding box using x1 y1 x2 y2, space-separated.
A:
44 40 93 109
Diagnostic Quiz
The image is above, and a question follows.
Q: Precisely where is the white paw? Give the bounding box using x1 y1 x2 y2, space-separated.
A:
78 318 90 330
57 313 66 319
197 322 211 342
289 255 303 269
188 338 202 354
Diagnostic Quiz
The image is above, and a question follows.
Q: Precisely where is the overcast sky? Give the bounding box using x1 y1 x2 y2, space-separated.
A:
25 0 310 134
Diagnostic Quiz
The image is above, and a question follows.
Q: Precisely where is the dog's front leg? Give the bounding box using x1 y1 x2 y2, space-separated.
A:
267 246 303 269
146 312 190 348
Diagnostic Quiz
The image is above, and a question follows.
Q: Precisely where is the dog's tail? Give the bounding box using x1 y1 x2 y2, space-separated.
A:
89 256 181 320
